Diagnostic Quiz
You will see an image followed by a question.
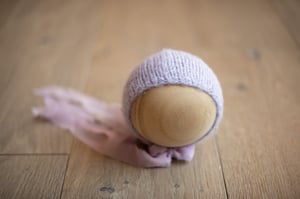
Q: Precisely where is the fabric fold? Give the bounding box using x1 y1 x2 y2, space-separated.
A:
32 86 195 167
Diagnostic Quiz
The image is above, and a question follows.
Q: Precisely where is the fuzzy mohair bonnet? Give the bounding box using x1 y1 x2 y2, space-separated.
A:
123 49 223 145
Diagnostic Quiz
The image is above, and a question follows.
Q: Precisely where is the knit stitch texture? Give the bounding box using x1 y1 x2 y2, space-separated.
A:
123 49 224 145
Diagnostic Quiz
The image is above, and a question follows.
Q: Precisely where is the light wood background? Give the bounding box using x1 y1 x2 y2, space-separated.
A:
0 0 299 198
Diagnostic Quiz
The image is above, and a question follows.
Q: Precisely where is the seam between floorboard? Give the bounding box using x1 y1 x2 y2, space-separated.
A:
269 0 300 48
59 138 74 199
59 153 71 199
215 136 229 199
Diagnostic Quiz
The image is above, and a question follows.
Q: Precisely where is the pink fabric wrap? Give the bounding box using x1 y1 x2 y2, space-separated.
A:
32 87 195 168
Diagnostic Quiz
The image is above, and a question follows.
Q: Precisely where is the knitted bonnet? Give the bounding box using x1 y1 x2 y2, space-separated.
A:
123 49 224 145
33 49 224 167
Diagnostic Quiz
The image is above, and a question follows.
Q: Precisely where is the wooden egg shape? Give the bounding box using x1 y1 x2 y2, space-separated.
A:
130 85 216 147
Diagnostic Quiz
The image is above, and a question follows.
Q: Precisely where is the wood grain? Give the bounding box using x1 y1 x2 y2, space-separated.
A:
62 140 226 199
273 0 300 46
213 51 300 198
62 0 227 198
0 0 100 154
0 0 299 198
202 0 300 198
0 155 68 199
0 0 19 29
131 86 217 147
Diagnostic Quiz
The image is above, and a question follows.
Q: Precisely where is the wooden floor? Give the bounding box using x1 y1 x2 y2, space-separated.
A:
0 0 299 198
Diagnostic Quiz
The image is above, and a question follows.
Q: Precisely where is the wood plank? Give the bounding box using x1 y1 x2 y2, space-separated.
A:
258 51 300 197
62 140 226 199
187 0 298 52
273 0 300 46
0 155 68 199
62 0 227 198
0 0 19 29
0 0 101 154
212 51 300 198
200 0 300 198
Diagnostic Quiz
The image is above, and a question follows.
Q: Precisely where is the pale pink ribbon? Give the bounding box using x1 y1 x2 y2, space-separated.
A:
32 87 195 167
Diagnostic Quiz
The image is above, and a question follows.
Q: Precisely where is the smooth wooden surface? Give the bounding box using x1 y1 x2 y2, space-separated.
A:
0 0 101 154
0 155 68 199
273 0 300 46
62 140 225 198
131 86 217 147
0 0 299 198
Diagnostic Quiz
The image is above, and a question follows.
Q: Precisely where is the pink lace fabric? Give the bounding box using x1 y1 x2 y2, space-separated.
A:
32 87 195 168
